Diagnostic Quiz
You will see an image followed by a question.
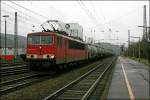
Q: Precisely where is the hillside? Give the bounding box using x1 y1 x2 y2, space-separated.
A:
0 33 27 48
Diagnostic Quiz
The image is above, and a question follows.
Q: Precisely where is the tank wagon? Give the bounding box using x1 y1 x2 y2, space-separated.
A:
26 20 113 70
87 44 113 60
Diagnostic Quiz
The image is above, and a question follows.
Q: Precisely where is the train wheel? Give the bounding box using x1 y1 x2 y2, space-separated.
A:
30 65 36 70
63 64 68 70
58 65 64 70
29 62 38 70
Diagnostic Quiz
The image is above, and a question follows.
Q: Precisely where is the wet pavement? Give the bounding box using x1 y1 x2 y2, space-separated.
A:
107 57 150 100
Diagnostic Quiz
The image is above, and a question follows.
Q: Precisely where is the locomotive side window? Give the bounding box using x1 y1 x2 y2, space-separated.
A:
41 36 54 44
57 36 62 47
28 36 40 44
69 40 85 50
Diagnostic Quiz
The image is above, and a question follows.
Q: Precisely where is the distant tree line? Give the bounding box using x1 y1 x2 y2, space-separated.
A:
123 34 150 62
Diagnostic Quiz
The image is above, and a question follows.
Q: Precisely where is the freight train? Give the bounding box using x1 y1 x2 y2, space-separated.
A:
26 20 113 70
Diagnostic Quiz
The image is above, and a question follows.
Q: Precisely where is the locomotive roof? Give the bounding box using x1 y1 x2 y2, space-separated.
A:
28 32 57 36
28 32 86 44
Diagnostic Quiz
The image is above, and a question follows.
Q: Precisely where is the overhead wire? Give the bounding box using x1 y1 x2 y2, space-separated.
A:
77 0 101 29
1 2 43 30
2 2 31 18
45 3 66 21
2 2 43 23
95 7 139 29
1 1 48 37
1 9 29 20
1 10 40 28
77 1 142 44
8 0 49 19
89 2 113 40
89 2 109 30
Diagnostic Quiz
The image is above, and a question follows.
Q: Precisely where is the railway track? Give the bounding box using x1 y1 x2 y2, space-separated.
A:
0 65 29 76
0 73 48 95
1 62 26 67
44 57 116 100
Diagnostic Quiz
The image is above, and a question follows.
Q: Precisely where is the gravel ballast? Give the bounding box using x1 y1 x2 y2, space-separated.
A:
1 59 105 100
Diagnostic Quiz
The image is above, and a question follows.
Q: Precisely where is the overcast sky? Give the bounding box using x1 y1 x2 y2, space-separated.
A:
1 0 149 46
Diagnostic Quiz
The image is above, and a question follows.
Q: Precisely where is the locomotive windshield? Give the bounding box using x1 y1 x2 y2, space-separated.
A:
41 36 54 44
28 36 40 44
28 35 54 44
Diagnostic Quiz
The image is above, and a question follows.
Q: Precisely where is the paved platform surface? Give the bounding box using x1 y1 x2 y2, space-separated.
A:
107 57 150 100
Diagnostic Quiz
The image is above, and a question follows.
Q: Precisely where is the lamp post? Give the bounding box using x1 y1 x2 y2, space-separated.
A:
2 15 9 60
130 36 140 61
138 26 150 62
138 26 150 41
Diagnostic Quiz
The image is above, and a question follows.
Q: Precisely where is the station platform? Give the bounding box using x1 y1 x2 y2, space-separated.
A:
107 57 150 100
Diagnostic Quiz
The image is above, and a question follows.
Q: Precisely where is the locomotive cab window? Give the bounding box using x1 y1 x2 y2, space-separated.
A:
57 36 62 47
27 36 40 44
41 36 54 44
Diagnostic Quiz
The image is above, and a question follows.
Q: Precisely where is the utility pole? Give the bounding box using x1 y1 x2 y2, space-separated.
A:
2 15 9 60
93 28 95 43
14 12 18 59
149 1 150 41
130 36 141 61
143 5 147 41
138 26 150 42
138 37 140 61
0 0 1 49
132 41 134 57
128 30 130 56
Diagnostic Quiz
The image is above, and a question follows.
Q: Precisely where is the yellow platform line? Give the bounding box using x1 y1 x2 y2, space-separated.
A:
121 63 135 100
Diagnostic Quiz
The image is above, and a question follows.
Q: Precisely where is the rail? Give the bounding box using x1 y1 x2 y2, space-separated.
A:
44 57 116 100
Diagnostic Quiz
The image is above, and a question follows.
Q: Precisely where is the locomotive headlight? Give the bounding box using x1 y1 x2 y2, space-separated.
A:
47 55 50 58
44 54 55 59
26 54 36 58
31 55 34 58
26 54 30 58
50 55 55 59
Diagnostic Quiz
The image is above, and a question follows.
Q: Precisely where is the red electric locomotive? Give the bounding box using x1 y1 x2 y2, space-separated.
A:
26 20 88 70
